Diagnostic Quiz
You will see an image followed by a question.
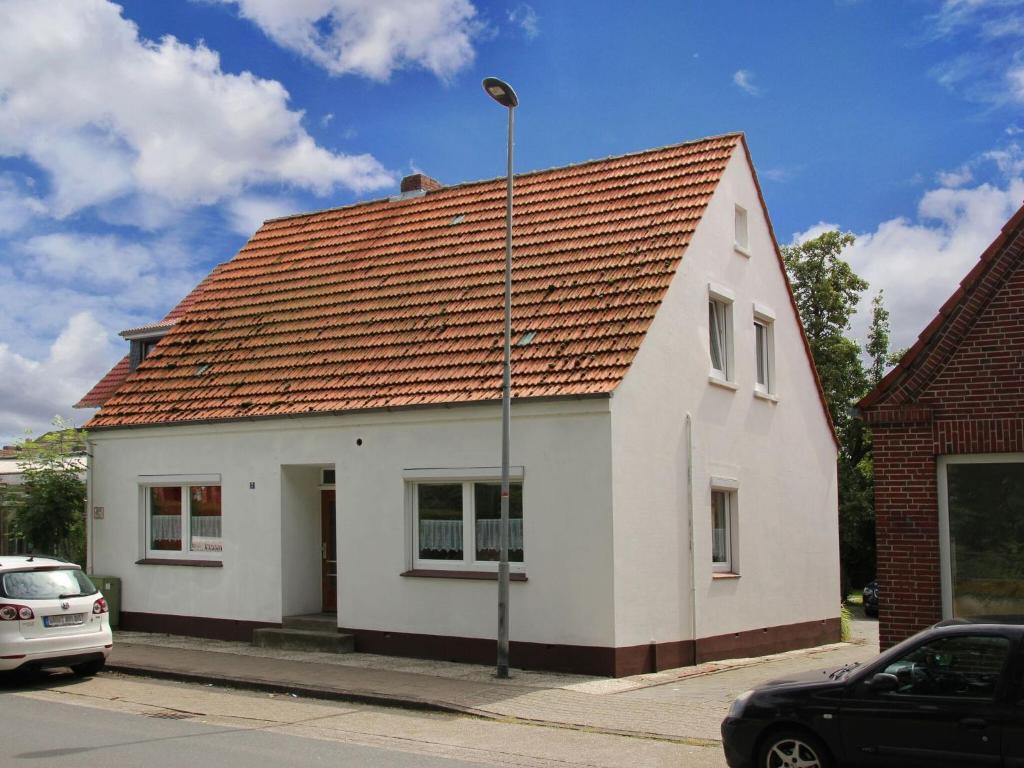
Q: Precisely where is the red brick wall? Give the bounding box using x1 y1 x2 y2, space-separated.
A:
868 235 1024 649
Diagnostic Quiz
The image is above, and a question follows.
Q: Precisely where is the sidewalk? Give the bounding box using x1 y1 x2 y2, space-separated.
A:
106 616 879 745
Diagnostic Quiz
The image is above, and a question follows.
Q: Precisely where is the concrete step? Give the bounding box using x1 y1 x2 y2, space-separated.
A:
252 627 354 654
282 614 339 632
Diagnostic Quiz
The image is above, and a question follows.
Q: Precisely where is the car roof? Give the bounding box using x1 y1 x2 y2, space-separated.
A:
0 556 77 571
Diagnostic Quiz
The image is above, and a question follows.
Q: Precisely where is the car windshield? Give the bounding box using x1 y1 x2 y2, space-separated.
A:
1 569 98 600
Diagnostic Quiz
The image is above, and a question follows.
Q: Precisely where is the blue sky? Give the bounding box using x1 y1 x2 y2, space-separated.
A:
1 0 1022 441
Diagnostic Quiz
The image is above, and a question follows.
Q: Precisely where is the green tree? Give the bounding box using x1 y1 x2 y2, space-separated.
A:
866 291 891 386
11 418 87 565
782 231 886 594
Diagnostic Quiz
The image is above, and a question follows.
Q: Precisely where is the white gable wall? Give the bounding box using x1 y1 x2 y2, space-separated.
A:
88 399 616 647
609 147 840 648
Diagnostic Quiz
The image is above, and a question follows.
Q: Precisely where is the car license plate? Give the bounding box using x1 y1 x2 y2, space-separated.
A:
44 613 85 628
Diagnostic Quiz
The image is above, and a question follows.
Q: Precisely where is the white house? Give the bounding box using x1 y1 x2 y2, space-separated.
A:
79 133 839 676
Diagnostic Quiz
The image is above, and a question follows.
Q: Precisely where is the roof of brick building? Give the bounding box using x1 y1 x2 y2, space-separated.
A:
84 133 768 429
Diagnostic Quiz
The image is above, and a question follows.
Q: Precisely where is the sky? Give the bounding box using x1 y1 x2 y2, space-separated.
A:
0 0 1022 442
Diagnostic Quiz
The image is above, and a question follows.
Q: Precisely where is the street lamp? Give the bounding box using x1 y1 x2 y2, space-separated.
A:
482 76 518 679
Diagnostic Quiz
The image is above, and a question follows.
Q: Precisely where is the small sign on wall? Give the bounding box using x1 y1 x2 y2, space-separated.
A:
93 507 105 520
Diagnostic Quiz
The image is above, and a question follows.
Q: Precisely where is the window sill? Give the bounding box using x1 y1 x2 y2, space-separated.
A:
753 389 779 403
734 244 751 258
401 569 527 582
712 572 740 580
136 558 223 568
708 375 739 391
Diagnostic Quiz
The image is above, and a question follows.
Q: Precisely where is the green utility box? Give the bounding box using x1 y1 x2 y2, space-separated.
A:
88 575 121 629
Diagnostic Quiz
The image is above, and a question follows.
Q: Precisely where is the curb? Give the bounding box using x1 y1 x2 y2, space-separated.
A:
104 661 721 747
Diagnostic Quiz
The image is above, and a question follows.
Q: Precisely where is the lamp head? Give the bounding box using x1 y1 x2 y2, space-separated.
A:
482 77 518 108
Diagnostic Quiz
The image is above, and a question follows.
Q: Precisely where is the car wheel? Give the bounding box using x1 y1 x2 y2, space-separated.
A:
758 729 832 768
70 659 106 677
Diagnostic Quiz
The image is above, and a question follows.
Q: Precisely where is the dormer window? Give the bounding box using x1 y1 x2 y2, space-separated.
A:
121 323 175 371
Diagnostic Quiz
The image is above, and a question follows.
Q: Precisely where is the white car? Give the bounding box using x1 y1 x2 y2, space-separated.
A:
0 556 112 676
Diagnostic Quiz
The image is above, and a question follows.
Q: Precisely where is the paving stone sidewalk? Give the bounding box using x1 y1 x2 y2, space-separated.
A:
106 616 879 744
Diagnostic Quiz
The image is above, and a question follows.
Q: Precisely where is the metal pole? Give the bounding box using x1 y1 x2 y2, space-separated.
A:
497 102 514 679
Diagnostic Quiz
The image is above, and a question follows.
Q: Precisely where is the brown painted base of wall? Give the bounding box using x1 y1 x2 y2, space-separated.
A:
344 617 841 677
118 611 839 676
120 611 280 642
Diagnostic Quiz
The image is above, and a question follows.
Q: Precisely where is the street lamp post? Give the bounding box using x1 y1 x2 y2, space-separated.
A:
482 76 518 680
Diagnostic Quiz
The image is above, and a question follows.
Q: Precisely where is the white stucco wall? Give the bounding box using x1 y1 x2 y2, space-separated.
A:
88 399 616 647
609 147 840 648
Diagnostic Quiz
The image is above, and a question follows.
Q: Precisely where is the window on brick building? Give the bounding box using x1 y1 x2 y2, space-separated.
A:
938 455 1024 620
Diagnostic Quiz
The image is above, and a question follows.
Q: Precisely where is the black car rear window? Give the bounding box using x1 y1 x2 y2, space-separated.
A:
1 569 98 600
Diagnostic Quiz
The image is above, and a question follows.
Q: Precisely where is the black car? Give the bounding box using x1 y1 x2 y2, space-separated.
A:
863 581 879 618
721 621 1024 767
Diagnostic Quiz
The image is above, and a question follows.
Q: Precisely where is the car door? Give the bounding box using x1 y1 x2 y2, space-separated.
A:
997 639 1024 768
839 632 1011 767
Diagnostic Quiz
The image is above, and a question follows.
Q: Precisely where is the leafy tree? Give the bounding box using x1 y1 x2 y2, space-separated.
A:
782 231 889 595
866 291 890 386
11 418 87 565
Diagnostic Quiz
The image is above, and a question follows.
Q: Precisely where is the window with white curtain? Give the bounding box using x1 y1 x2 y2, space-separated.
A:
754 317 774 393
711 489 736 573
142 477 222 559
412 480 524 569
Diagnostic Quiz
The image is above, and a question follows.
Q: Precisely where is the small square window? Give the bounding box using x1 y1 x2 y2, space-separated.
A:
734 205 749 253
754 318 774 394
711 489 736 573
709 296 733 381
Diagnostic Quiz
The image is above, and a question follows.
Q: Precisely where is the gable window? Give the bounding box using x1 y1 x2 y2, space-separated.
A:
708 285 735 384
141 475 222 559
409 471 524 570
734 205 750 255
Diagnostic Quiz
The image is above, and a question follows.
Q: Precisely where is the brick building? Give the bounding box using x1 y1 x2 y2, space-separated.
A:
859 203 1024 649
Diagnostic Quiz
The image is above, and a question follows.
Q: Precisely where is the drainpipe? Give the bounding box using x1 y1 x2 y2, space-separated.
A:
685 413 697 662
86 439 94 574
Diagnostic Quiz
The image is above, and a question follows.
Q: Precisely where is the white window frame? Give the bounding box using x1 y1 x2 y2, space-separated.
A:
708 284 736 385
734 204 750 256
139 474 222 560
753 304 776 398
937 454 1024 620
710 478 739 574
405 467 525 572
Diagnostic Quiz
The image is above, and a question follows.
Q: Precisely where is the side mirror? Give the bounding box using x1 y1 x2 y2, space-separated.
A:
867 672 899 693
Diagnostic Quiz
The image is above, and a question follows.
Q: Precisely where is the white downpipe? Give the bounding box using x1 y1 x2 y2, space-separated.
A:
686 413 697 652
86 439 95 573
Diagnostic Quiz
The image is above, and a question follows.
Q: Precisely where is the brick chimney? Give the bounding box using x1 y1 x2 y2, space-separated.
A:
399 173 443 194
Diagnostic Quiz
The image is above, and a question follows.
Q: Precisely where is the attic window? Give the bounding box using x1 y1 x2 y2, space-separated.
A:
734 205 750 255
449 214 466 225
195 364 211 376
516 331 536 347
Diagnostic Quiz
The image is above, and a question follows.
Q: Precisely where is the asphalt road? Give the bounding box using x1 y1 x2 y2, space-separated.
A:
1 672 728 767
2 693 492 768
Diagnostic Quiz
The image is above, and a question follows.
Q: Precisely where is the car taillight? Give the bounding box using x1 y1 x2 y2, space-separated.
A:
93 598 108 615
0 604 34 621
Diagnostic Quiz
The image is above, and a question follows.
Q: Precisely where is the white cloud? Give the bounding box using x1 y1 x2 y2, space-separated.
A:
0 175 46 234
507 4 539 39
733 69 762 97
227 195 302 235
937 164 975 187
216 0 481 81
0 0 393 220
0 312 118 442
846 179 1023 350
790 221 841 245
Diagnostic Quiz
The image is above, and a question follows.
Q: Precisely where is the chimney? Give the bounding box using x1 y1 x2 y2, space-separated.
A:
399 173 443 194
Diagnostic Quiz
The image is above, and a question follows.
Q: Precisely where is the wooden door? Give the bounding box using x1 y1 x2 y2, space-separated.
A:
321 490 337 613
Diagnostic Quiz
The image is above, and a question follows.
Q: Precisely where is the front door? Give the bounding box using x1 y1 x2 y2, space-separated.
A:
321 490 336 613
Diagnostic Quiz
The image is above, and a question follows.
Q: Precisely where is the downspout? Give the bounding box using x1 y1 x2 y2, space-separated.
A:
685 413 697 662
86 439 94 574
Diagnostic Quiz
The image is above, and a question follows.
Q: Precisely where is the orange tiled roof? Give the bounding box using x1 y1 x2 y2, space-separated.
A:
86 134 742 429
